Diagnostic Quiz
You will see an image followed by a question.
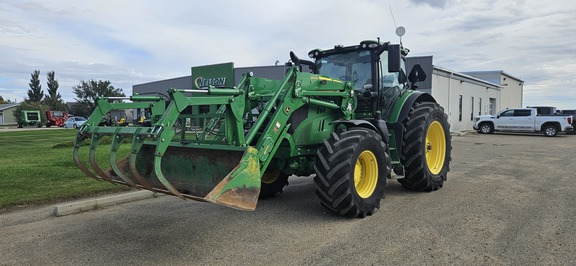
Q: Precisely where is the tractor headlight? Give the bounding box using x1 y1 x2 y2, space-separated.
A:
360 40 379 49
308 49 322 58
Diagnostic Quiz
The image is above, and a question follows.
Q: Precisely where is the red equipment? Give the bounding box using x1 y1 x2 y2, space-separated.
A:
46 110 68 127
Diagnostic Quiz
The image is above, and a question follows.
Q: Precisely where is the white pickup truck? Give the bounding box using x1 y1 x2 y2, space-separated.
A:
473 108 574 137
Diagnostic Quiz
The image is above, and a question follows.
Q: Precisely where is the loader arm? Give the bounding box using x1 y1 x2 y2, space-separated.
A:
73 66 355 211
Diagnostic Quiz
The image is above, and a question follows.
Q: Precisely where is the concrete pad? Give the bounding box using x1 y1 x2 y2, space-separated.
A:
52 190 156 217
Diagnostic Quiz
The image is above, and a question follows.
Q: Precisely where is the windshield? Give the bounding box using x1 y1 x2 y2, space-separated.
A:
316 50 372 90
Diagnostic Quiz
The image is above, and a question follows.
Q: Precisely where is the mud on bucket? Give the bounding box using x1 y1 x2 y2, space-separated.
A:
110 145 261 210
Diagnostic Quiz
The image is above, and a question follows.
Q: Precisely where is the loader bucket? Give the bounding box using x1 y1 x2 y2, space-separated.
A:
71 89 267 211
73 126 262 211
107 145 262 210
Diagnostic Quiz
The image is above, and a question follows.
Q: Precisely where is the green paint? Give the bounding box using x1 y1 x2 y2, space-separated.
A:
191 62 234 89
74 40 447 210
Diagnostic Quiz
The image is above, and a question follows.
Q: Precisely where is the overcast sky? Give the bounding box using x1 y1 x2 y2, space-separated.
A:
1 0 575 109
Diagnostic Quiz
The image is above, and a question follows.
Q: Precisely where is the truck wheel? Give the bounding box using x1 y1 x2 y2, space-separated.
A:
543 125 558 137
399 102 451 191
314 128 390 218
479 122 494 134
259 163 289 199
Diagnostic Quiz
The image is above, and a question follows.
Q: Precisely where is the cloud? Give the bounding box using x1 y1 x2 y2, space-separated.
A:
409 0 450 8
0 0 575 109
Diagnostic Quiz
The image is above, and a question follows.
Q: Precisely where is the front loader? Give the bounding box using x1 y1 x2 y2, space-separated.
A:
74 39 451 218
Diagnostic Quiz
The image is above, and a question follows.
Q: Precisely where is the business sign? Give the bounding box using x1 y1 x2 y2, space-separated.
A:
191 62 234 89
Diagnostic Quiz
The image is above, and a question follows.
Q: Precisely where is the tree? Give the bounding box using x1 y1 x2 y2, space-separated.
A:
72 80 125 118
43 71 66 110
27 70 44 102
0 96 9 104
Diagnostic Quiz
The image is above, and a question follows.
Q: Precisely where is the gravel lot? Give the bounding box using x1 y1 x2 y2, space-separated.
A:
1 132 575 265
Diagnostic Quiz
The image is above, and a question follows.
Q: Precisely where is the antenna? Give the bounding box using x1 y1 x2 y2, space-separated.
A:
389 6 398 29
389 6 405 45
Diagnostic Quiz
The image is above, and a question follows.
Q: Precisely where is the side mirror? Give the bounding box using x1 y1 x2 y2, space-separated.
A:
496 115 500 119
388 44 401 73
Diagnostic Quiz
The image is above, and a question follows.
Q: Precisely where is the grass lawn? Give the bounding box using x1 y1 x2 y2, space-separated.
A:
0 129 131 210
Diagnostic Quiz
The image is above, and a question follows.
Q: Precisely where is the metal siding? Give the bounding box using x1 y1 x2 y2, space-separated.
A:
234 65 286 82
133 66 288 96
133 76 191 95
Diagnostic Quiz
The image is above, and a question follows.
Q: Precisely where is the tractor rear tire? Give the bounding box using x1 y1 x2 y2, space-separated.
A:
399 102 451 191
259 165 289 199
314 128 390 218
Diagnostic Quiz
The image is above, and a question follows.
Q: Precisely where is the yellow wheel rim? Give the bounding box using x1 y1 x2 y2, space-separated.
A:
262 167 280 184
426 121 446 175
354 151 378 198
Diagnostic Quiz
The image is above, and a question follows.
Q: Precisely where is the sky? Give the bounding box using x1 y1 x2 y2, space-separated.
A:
1 0 575 109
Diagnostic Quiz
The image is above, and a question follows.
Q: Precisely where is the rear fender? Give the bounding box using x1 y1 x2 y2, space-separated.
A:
540 122 560 132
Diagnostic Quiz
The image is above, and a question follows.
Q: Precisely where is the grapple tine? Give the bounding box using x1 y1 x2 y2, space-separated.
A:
73 132 102 181
88 131 113 182
128 130 154 190
153 155 185 199
109 128 138 189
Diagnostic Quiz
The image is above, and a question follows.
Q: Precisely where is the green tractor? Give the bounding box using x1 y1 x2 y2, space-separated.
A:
73 39 451 218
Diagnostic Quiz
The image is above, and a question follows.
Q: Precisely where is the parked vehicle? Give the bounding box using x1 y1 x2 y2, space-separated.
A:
63 116 86 129
474 108 573 137
17 110 42 128
45 110 68 127
560 109 576 135
526 106 558 115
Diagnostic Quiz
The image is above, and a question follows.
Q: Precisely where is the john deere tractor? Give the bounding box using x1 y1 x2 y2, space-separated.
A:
73 39 451 218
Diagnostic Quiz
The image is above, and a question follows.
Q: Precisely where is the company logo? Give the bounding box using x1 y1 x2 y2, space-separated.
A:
194 76 227 89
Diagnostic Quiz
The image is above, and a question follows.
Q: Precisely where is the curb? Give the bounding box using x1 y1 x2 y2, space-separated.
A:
52 190 156 217
451 130 477 136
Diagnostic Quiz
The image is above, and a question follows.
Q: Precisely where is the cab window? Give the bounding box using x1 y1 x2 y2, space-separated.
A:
316 51 372 90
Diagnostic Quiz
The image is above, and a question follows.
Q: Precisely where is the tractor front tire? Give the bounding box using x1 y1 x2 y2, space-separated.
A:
259 165 289 199
314 128 390 218
399 102 451 191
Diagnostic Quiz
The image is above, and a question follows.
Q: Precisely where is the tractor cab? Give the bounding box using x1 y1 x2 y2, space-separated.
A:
308 41 424 120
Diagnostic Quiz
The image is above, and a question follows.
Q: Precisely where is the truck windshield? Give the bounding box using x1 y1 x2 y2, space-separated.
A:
316 50 372 90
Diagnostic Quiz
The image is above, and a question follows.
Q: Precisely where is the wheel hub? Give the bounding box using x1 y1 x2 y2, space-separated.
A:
354 151 378 198
425 121 446 175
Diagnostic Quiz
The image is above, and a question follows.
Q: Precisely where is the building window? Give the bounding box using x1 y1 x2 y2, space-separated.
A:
479 98 482 115
471 97 474 121
459 95 463 122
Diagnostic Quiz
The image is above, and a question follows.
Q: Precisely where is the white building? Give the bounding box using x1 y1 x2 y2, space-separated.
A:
407 56 523 132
